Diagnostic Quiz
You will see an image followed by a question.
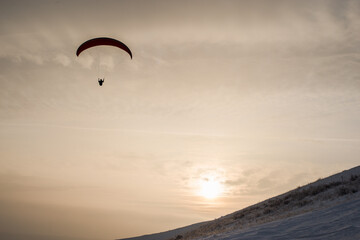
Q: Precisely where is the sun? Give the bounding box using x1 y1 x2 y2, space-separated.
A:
200 178 223 199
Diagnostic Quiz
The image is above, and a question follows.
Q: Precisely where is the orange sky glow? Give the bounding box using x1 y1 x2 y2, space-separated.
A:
0 1 360 239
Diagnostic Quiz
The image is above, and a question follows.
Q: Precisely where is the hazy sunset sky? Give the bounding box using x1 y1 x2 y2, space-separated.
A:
1 1 360 239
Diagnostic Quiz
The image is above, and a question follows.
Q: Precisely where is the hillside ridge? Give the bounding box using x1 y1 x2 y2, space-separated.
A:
117 165 360 240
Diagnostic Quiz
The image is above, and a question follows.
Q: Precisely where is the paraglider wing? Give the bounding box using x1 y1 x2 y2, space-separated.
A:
76 37 132 59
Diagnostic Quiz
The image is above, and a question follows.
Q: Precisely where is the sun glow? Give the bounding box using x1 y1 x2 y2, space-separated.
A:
200 178 223 199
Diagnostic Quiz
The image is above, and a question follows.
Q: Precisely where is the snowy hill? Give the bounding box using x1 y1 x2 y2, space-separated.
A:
117 222 208 240
118 165 360 240
200 196 360 240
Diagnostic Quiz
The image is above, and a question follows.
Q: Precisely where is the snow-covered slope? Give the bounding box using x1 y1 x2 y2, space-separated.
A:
118 165 360 240
178 165 360 240
117 222 208 240
200 196 360 240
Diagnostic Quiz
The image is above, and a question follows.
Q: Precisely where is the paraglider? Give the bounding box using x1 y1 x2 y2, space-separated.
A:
76 37 132 86
98 78 104 86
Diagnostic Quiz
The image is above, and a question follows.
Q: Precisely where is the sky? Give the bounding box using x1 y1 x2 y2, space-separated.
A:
0 0 360 239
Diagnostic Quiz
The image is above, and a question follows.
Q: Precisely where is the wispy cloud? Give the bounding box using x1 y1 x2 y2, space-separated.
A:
54 53 71 67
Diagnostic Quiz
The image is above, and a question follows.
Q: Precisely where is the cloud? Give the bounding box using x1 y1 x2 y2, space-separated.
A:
54 54 71 67
10 53 44 65
76 54 94 69
99 55 114 71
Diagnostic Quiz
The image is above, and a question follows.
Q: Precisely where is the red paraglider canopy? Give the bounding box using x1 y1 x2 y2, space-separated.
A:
76 37 132 59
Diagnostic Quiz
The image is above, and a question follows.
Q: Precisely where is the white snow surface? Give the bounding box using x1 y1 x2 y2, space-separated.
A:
118 166 360 240
199 196 360 240
118 222 208 240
